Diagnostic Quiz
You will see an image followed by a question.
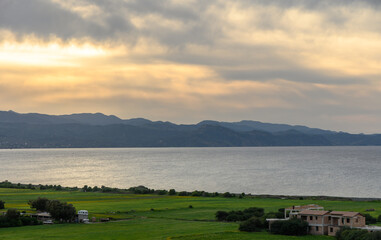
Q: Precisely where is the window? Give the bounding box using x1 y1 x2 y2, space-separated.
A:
347 218 350 223
315 216 318 220
310 216 313 220
330 227 333 232
328 216 331 220
316 226 319 231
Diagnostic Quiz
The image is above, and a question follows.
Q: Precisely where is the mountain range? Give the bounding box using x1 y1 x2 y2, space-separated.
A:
0 110 380 148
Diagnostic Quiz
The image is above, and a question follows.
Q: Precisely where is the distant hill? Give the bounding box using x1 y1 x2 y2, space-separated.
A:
197 120 335 135
0 110 380 148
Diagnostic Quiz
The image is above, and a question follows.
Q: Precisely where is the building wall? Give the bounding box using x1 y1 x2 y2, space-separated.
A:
299 214 365 236
328 226 341 236
308 225 326 235
78 214 88 221
298 215 330 226
330 215 365 228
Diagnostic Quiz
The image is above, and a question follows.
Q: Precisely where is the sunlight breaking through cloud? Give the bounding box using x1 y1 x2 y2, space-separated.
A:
0 0 381 133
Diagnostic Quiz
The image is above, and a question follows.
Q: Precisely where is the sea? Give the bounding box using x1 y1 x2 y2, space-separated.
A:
0 146 380 198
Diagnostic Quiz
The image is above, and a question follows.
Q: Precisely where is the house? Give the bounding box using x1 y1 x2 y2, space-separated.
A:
267 204 325 231
267 204 380 236
294 210 367 236
77 210 89 223
31 212 52 221
294 210 331 235
284 204 324 218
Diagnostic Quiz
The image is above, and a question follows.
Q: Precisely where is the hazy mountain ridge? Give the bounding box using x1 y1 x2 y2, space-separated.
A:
0 110 380 148
0 110 336 133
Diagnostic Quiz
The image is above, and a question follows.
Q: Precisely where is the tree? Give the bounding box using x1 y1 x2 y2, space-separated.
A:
6 209 20 221
47 200 76 222
0 200 5 209
4 209 22 227
168 189 176 195
28 197 50 212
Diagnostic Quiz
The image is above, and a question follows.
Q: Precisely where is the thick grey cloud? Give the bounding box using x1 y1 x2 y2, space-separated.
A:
0 0 135 41
1 0 380 45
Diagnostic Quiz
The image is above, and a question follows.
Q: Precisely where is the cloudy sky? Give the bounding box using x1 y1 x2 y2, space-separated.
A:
1 0 380 133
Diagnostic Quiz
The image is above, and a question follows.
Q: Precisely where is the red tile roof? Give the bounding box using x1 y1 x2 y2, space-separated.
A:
299 210 330 216
285 204 324 211
329 211 362 217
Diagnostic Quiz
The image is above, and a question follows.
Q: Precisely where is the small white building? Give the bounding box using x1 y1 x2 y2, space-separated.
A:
78 210 89 222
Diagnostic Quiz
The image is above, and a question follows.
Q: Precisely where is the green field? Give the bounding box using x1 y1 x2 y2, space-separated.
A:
0 188 380 239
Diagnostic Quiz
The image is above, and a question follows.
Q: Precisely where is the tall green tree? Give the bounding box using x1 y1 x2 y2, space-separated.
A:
28 197 50 212
47 200 76 222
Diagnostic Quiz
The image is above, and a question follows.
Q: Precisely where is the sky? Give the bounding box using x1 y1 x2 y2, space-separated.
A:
0 0 381 133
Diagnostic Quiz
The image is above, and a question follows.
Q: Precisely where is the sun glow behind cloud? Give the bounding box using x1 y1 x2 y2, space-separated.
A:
0 37 106 67
1 0 381 133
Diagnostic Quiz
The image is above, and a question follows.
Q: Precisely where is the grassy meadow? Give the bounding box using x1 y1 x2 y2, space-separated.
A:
0 188 380 239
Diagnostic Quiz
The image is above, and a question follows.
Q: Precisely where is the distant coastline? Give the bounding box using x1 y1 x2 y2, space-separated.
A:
2 180 380 201
1 110 381 148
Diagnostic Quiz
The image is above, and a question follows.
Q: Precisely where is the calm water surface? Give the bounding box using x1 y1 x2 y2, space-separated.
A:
0 146 380 198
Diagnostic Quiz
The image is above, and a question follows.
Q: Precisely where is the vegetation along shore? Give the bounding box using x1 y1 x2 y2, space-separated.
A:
1 180 381 239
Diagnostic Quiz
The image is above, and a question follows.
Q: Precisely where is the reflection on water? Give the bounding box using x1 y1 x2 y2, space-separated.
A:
0 146 380 198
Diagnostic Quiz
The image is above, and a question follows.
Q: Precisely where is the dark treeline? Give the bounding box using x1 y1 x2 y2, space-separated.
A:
0 209 41 228
28 197 76 222
2 181 379 202
0 180 244 198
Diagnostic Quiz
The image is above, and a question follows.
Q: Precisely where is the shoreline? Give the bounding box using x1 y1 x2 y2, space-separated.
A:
1 180 380 202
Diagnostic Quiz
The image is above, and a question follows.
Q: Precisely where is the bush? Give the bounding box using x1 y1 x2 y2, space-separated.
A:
239 217 264 232
371 231 381 240
225 213 241 222
156 190 167 195
364 214 377 225
0 209 41 228
191 191 203 196
215 211 229 221
270 218 308 236
178 191 190 196
215 207 265 222
223 192 234 198
202 192 211 197
243 207 264 217
128 186 153 194
336 228 369 240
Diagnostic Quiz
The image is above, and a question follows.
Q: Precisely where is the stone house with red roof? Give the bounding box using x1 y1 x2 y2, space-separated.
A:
267 204 378 236
294 209 366 236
